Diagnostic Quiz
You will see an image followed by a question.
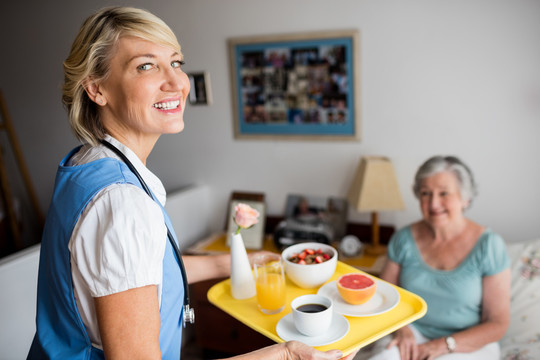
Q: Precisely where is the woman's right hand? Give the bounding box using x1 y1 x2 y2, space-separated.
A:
235 340 356 360
386 326 418 360
283 340 358 360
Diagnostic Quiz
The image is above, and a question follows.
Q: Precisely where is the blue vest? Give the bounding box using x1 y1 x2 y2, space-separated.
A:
28 147 184 359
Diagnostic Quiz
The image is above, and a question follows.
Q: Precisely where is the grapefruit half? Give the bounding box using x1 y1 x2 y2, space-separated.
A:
336 273 377 305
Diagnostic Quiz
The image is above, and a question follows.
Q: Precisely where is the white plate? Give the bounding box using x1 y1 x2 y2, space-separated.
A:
317 280 400 317
276 313 349 346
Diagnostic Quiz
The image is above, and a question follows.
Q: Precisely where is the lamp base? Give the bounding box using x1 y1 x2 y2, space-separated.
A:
365 243 387 256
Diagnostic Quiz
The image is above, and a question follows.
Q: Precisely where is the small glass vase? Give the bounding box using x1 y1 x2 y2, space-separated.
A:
230 232 256 299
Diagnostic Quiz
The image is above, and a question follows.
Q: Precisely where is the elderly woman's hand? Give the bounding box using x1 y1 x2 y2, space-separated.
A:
387 326 418 360
416 338 448 360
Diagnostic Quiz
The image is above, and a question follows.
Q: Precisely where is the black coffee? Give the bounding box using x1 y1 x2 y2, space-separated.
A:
296 303 327 313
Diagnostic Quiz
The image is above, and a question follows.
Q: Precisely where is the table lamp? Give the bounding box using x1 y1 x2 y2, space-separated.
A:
347 156 404 256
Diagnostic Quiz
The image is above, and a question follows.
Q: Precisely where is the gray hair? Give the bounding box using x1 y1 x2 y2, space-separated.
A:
412 156 477 208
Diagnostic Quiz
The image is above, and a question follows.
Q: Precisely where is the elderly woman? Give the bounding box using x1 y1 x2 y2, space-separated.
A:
360 156 510 360
28 6 356 360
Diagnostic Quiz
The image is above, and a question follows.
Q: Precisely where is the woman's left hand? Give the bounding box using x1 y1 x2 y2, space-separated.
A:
387 326 418 360
416 338 447 360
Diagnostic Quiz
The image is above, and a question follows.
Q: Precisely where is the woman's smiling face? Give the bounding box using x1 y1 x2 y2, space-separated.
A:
418 171 468 228
97 35 190 145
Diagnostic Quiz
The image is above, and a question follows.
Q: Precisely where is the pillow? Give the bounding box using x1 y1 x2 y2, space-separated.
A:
500 238 540 359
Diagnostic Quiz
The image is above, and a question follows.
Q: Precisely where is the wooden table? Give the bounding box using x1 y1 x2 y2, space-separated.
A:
187 232 387 275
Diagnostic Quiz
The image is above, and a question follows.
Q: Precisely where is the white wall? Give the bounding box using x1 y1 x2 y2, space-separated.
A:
1 0 539 244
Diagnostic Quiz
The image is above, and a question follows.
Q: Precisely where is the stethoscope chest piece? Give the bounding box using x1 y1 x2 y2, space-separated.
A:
183 305 195 326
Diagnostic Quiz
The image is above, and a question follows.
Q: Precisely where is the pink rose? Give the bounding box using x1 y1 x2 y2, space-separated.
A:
234 203 260 233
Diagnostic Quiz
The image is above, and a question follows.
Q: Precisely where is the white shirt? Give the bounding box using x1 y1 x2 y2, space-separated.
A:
67 135 168 349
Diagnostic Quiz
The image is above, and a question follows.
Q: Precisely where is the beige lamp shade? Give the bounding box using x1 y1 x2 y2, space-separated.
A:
347 156 404 255
348 156 405 212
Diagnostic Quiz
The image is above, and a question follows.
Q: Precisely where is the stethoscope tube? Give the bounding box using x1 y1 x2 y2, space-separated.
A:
101 140 194 326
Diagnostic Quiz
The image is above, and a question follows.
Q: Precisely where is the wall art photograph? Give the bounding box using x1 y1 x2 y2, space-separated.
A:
228 30 361 140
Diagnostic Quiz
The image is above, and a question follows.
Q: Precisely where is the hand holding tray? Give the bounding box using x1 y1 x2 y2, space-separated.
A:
207 261 427 356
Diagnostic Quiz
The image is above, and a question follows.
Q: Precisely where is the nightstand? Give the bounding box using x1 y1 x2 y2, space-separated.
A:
188 232 387 275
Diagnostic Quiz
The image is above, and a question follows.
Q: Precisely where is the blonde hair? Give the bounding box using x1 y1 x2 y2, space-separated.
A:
62 6 181 145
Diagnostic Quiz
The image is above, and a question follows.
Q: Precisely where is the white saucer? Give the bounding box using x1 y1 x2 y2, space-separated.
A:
317 280 400 317
276 313 349 346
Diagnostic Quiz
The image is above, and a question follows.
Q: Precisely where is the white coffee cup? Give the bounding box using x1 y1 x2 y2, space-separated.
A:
291 294 333 337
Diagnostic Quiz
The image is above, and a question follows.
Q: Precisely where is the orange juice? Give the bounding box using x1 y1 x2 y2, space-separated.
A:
256 272 286 312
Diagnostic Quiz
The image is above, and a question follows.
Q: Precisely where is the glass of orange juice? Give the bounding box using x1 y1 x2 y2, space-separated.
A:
253 254 286 314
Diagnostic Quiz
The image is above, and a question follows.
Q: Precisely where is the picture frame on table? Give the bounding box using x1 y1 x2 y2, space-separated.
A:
226 192 266 250
188 72 212 105
228 29 361 141
285 194 348 240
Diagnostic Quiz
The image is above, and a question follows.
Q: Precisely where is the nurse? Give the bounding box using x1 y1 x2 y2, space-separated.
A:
28 6 356 360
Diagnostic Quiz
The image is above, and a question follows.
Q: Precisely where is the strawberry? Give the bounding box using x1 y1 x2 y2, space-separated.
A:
287 248 333 264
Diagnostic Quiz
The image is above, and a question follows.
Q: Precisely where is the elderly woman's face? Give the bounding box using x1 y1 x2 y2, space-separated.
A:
418 171 468 227
97 36 190 142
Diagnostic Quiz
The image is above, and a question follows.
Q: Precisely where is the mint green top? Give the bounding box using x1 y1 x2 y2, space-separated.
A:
388 226 509 339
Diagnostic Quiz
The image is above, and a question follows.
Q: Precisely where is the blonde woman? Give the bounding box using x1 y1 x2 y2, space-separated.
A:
28 7 356 360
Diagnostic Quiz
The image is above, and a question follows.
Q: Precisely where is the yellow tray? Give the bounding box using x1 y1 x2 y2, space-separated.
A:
208 261 427 356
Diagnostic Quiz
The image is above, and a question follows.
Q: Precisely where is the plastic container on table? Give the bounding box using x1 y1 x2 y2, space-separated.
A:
207 261 427 357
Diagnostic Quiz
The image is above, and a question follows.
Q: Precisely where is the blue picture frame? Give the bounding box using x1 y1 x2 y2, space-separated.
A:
228 30 361 140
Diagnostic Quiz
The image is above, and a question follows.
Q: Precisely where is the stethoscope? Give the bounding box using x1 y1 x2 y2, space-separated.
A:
101 140 195 326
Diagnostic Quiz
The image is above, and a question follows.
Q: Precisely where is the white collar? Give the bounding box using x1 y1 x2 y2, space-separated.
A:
103 135 167 206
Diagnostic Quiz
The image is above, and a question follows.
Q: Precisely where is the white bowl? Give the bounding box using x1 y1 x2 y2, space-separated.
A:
281 242 338 289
